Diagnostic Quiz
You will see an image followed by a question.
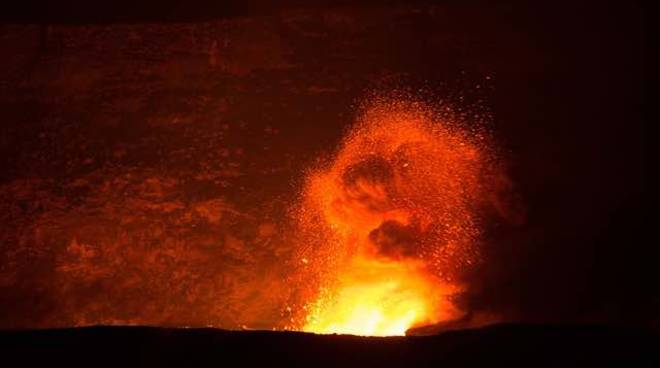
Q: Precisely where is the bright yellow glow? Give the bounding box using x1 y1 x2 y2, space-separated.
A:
303 256 457 336
292 98 498 336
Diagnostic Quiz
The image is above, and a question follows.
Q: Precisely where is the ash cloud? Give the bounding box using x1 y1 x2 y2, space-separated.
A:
368 220 418 260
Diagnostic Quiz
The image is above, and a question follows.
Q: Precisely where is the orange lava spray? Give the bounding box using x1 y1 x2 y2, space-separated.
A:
291 96 499 336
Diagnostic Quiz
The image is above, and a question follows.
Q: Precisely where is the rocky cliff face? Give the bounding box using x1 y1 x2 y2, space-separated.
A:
0 6 499 329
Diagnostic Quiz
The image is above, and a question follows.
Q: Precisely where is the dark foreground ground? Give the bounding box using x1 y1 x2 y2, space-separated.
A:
0 323 657 367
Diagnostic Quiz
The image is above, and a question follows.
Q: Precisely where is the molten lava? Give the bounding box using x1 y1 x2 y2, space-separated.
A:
303 256 462 336
291 97 499 336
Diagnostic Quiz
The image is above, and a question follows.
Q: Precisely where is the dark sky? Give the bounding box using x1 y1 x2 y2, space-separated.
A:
0 0 650 328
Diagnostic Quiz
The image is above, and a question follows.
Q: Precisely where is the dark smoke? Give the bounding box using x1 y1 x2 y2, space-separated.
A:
368 220 418 259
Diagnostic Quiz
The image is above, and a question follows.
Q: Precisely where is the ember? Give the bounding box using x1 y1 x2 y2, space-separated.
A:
291 97 503 336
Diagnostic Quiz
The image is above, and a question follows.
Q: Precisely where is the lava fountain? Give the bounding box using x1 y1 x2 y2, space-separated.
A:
290 97 501 336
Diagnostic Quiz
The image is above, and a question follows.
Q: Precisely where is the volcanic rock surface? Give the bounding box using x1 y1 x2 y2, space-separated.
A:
1 324 657 367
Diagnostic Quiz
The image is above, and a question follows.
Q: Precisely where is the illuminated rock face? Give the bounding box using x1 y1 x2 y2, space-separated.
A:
1 7 500 330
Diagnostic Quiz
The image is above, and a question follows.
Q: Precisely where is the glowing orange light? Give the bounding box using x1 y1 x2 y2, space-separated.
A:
292 97 497 336
303 256 462 336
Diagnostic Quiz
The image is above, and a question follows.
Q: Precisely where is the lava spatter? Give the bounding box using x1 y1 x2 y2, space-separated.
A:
291 97 501 336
